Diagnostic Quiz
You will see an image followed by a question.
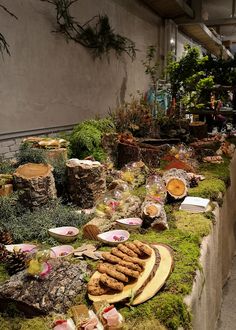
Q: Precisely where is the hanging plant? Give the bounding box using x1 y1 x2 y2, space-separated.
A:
0 4 17 56
41 0 136 60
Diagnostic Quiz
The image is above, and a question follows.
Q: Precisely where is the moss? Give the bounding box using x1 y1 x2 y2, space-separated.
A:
0 315 51 330
188 178 225 202
131 186 147 200
0 264 9 283
121 293 191 330
125 317 167 329
199 157 231 185
174 210 211 237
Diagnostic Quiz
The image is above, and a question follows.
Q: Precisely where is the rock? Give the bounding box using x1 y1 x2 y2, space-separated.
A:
0 260 91 316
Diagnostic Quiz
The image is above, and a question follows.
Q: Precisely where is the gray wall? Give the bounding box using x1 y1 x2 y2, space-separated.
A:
0 0 163 135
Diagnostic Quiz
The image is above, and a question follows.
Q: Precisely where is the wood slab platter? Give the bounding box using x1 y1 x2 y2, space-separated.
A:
132 243 174 305
88 244 157 303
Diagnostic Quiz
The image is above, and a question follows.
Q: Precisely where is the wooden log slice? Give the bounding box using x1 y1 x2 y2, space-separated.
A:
13 163 57 207
83 217 113 240
88 245 157 303
132 244 174 305
166 177 187 199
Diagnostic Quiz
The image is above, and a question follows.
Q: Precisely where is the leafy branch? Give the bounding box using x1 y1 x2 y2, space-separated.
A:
0 4 18 56
41 0 136 60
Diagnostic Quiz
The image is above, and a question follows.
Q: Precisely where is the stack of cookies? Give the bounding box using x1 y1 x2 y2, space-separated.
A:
87 240 152 296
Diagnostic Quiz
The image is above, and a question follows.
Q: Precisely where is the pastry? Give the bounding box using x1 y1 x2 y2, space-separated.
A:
100 274 124 292
102 252 142 272
123 255 145 267
133 240 152 256
97 263 129 283
115 264 140 278
87 278 110 296
124 242 142 255
117 244 138 258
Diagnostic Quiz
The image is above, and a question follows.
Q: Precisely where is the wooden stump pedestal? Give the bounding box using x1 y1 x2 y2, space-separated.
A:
13 163 57 207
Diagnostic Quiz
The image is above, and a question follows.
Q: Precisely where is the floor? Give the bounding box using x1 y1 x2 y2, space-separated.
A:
217 256 236 330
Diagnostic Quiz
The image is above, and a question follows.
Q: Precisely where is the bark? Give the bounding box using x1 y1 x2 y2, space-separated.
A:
66 159 106 208
13 163 57 207
0 260 91 316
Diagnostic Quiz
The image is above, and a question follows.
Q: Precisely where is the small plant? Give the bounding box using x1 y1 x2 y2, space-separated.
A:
142 45 160 92
111 93 153 137
0 197 89 244
69 118 115 161
16 142 47 165
0 157 15 174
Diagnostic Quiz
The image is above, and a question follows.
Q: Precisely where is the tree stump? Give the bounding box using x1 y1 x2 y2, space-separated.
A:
189 121 208 139
13 163 57 207
66 159 106 208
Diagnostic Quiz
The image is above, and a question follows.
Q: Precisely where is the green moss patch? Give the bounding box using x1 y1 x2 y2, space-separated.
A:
121 293 191 330
174 210 211 237
199 157 231 185
188 178 225 202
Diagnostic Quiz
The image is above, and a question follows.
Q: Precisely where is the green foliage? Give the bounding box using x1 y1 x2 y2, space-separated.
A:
51 156 67 198
42 0 136 60
17 142 47 165
142 45 160 89
0 157 15 174
0 197 89 244
167 44 213 113
69 118 115 161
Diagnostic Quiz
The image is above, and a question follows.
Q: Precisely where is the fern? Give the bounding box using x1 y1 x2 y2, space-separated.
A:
69 118 115 161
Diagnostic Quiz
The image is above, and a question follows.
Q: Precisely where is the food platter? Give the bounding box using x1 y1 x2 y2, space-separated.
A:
88 242 174 305
88 244 156 303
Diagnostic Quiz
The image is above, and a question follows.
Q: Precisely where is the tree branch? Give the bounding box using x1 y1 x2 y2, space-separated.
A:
0 4 18 20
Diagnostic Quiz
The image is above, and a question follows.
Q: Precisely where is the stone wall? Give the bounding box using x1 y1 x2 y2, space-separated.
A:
0 138 22 160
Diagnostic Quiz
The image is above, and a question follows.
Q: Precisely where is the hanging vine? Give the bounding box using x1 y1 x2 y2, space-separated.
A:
41 0 136 60
0 4 17 56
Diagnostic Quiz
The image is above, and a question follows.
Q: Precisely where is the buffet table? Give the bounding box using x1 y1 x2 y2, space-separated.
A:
185 152 236 330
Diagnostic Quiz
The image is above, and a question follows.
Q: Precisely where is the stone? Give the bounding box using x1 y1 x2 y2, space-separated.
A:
0 260 91 315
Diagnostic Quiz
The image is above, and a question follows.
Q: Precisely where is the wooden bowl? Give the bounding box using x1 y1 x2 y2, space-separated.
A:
97 230 130 246
48 226 79 243
50 245 74 258
115 217 143 231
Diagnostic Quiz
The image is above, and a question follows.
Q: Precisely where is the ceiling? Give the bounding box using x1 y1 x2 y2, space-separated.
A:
203 0 236 53
143 0 236 56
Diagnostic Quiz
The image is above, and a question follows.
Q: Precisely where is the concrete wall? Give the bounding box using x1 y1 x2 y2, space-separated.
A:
176 30 202 59
0 0 163 136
